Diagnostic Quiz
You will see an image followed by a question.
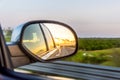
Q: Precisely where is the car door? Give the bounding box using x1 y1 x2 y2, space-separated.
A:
6 20 78 79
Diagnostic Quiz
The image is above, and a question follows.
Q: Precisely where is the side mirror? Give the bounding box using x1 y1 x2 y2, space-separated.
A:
11 20 78 61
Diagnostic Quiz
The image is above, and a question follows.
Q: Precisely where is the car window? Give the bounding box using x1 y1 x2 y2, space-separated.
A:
22 24 47 57
41 24 55 51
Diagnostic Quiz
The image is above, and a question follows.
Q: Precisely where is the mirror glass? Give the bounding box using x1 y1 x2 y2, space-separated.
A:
22 22 76 60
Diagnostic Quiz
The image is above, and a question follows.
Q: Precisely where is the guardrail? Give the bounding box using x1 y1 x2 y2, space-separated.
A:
17 61 120 80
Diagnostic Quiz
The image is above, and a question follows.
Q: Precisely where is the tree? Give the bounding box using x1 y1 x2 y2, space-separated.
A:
4 27 13 37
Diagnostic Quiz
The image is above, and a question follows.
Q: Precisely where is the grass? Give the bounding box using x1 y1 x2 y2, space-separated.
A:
63 48 120 67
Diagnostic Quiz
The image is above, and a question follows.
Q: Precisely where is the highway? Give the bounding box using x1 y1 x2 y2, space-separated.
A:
47 46 75 59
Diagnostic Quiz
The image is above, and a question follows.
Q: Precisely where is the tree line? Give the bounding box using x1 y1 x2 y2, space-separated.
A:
3 27 13 42
79 38 120 50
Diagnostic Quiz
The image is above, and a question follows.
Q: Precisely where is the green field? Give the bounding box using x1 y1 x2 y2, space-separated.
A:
63 38 120 67
64 48 120 67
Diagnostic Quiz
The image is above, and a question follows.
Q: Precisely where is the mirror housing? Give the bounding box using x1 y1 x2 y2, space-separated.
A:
11 20 78 61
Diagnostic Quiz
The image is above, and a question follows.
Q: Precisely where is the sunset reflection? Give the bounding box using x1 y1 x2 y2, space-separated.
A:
44 23 76 47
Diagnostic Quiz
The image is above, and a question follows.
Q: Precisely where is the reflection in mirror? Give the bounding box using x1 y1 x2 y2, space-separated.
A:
22 22 76 60
22 24 47 57
41 23 76 60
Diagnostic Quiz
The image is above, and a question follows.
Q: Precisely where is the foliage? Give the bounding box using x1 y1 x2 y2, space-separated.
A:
3 27 13 42
64 38 120 67
64 49 110 64
79 38 120 50
5 36 11 42
64 48 120 67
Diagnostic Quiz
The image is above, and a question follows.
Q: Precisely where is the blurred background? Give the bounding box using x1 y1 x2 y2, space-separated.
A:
2 0 120 67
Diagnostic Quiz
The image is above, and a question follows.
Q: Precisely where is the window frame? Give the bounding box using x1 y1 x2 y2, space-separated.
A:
40 23 56 51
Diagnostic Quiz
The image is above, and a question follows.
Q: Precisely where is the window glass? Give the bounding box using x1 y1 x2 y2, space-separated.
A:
41 24 54 50
22 24 47 57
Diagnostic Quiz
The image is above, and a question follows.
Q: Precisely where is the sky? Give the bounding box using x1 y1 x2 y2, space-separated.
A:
1 0 120 37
